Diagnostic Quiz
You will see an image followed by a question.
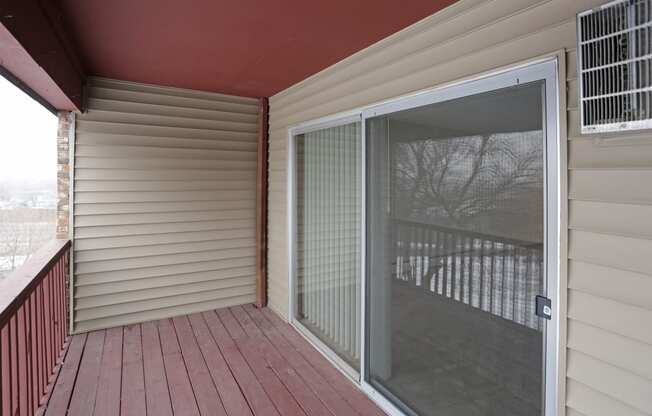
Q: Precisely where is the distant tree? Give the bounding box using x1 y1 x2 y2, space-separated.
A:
0 208 55 278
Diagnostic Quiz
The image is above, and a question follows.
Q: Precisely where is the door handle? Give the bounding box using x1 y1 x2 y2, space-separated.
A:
535 295 552 320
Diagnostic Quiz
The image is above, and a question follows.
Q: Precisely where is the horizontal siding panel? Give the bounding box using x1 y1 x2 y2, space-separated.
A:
75 247 255 274
74 200 255 216
567 350 652 414
87 97 258 123
74 167 256 181
569 230 652 277
74 285 255 322
76 120 256 141
83 109 256 133
74 157 256 170
75 180 255 193
569 137 652 169
567 319 652 380
569 200 652 240
74 219 253 239
72 77 259 332
75 144 256 160
74 228 255 251
568 260 652 310
76 132 257 150
74 190 255 204
570 170 652 204
75 257 255 286
75 276 254 310
89 86 258 114
73 294 256 334
566 379 647 416
90 77 258 105
567 290 652 346
75 266 255 296
74 238 255 263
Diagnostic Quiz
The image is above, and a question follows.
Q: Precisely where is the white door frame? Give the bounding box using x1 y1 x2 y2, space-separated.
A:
287 57 561 416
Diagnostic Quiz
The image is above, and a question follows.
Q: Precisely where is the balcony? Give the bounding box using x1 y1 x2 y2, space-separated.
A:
0 241 383 416
1 1 651 415
39 305 383 416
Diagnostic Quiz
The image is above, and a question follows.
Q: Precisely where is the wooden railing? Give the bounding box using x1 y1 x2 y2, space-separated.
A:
392 219 544 330
0 239 71 416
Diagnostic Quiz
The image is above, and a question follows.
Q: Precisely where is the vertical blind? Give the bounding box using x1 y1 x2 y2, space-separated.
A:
295 122 361 369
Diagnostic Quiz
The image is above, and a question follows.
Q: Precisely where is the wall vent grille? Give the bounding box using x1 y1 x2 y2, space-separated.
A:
578 0 652 134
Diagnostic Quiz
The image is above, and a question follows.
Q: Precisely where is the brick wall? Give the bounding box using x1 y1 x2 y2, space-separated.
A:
56 112 73 239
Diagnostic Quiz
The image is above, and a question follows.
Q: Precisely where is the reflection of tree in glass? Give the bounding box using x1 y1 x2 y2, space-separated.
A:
394 131 543 241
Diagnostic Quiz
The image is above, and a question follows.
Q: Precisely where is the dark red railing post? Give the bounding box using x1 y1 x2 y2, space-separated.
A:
0 239 71 416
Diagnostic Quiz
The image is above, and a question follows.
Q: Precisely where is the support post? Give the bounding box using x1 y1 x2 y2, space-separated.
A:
256 98 269 308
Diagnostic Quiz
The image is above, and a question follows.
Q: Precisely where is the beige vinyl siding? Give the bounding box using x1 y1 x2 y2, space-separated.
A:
72 77 259 333
267 0 652 414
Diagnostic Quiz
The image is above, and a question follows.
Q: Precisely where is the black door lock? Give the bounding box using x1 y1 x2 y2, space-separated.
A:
535 295 552 320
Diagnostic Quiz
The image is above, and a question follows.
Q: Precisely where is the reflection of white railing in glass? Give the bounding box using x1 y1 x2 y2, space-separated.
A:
393 219 544 331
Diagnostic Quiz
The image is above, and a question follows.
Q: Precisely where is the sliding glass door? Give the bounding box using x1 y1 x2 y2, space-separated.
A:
291 120 362 373
290 60 558 416
364 61 558 416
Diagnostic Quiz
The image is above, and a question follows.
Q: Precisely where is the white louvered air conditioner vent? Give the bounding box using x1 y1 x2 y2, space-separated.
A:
578 0 652 134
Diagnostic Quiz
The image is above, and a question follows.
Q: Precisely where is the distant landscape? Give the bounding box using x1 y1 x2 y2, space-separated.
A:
0 178 56 279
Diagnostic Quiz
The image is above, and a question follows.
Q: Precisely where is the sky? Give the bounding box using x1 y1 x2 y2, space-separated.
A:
0 75 58 183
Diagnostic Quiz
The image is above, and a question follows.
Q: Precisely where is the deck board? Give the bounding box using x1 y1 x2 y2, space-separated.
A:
67 329 104 416
44 333 87 416
187 313 253 416
203 310 280 416
260 308 386 416
217 308 306 416
38 306 385 416
142 321 173 416
121 324 146 416
172 315 227 416
230 306 331 416
158 318 201 416
243 305 359 415
93 327 123 416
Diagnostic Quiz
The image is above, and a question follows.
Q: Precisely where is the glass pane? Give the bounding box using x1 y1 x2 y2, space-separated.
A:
294 122 361 370
366 82 546 415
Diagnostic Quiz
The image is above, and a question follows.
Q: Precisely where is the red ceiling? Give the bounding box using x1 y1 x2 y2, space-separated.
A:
57 0 456 98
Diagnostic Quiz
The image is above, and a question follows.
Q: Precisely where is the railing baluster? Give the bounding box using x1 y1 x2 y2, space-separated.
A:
462 236 470 303
489 241 495 314
11 316 18 416
28 293 34 414
432 231 440 293
511 245 518 320
418 226 426 289
523 248 534 325
469 237 476 307
443 232 450 297
1 322 9 416
451 234 458 300
0 240 71 415
427 228 436 292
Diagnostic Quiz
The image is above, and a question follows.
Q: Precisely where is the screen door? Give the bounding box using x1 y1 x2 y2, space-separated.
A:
364 61 558 416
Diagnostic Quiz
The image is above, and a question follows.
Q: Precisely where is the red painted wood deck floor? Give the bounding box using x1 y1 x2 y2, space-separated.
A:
38 305 385 416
